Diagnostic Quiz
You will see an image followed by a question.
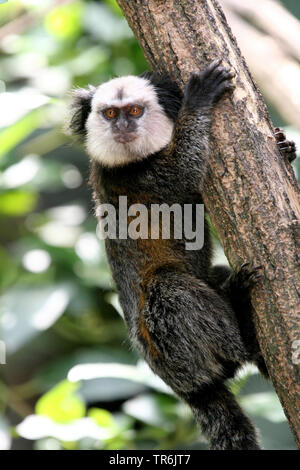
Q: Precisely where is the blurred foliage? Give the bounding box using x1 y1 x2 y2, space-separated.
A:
0 0 298 451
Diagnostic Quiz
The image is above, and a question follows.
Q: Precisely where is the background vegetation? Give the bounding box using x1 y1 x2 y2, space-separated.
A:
0 0 299 450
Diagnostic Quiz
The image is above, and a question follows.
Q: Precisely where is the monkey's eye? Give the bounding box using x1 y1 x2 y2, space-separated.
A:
129 105 143 117
103 108 118 120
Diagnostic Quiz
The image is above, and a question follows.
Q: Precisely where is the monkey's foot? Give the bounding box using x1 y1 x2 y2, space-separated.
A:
275 127 297 163
234 262 263 291
222 262 263 302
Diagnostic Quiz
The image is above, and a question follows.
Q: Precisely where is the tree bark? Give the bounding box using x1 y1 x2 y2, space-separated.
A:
116 0 300 446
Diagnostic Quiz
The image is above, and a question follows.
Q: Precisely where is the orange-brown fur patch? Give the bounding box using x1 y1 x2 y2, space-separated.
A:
138 313 159 358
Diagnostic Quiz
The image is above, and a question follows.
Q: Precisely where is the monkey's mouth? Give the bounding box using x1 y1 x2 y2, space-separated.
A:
114 133 137 144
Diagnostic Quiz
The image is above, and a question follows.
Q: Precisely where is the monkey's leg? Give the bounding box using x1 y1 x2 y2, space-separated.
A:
214 263 269 379
275 127 297 163
138 269 261 450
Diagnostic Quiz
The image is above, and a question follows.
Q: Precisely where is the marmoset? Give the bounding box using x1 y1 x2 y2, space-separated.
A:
67 59 296 450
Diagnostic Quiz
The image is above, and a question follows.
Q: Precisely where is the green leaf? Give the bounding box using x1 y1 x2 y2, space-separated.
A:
88 408 115 428
34 347 138 392
35 380 86 424
0 190 37 215
229 369 251 396
104 0 123 16
2 283 71 353
0 109 45 158
0 246 18 290
44 2 83 40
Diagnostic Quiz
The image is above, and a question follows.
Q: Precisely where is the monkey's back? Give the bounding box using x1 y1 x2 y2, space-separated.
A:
90 154 212 328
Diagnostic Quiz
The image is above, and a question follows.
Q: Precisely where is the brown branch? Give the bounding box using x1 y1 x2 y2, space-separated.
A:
116 0 300 446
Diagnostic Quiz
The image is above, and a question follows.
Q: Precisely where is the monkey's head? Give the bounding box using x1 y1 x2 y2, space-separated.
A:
67 73 182 167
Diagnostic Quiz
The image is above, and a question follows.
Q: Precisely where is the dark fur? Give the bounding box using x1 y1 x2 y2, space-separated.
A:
140 71 183 121
274 127 297 162
70 61 268 450
69 85 95 137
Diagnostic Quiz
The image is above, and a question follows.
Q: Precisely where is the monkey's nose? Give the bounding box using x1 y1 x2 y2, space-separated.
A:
116 120 129 132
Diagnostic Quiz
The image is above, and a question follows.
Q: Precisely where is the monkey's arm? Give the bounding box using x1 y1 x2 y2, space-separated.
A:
167 60 234 191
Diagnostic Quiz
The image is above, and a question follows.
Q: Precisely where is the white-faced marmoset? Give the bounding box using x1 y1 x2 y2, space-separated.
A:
67 60 296 450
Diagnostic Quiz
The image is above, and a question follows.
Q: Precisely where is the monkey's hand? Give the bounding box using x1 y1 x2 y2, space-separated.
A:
184 59 235 109
275 127 297 163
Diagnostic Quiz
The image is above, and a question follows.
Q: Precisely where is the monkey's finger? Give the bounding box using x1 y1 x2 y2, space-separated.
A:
214 81 235 99
241 262 250 270
210 65 234 82
274 130 286 142
204 65 232 85
253 265 263 270
214 69 235 86
278 142 297 162
278 141 295 151
202 59 222 78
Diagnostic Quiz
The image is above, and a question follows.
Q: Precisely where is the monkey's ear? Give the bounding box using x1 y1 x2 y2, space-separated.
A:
67 85 95 138
140 71 183 122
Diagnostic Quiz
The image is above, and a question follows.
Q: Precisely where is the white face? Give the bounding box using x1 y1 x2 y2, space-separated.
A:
85 75 174 167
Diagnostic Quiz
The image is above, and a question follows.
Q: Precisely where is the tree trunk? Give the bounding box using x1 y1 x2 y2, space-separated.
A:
116 0 300 446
